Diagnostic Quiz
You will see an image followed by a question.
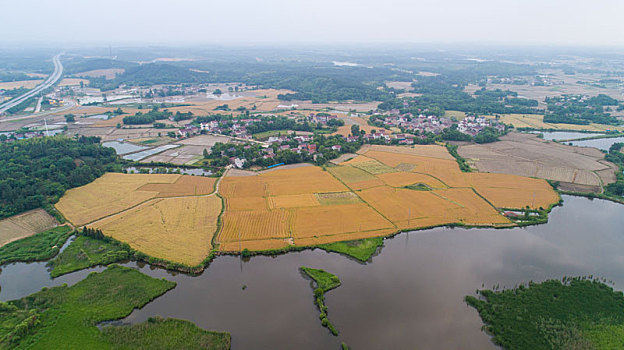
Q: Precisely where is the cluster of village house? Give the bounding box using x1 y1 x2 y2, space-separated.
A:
380 112 504 136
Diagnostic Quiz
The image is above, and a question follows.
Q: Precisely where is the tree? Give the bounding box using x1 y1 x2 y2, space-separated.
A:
351 124 360 136
64 114 75 122
213 88 223 95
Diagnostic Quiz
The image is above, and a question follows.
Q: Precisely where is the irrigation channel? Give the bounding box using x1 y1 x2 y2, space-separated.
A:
1 195 624 349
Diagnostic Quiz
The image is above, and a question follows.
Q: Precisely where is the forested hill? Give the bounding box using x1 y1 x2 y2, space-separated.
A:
0 136 121 219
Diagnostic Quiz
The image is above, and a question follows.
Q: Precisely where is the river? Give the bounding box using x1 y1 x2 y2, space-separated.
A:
1 195 623 349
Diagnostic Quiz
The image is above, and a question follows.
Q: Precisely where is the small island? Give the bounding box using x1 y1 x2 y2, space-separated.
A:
300 266 342 336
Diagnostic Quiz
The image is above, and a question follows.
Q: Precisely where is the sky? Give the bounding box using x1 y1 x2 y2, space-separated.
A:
2 0 624 47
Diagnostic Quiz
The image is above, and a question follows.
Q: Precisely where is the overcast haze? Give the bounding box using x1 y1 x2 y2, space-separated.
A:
2 0 624 46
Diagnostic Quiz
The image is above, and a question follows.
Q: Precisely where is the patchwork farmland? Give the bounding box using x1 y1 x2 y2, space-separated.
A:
215 144 559 252
54 145 559 262
55 173 219 265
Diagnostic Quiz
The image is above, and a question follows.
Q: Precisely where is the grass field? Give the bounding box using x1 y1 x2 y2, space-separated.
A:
0 209 58 247
216 145 558 252
0 226 72 266
317 237 384 262
0 265 204 349
102 317 231 350
48 235 132 277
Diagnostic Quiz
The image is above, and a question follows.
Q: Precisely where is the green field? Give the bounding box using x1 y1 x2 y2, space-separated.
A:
300 266 342 336
48 235 133 277
0 226 73 266
317 237 383 262
315 192 362 206
102 317 230 350
252 129 291 140
0 265 176 349
466 277 624 350
328 165 376 183
351 160 395 175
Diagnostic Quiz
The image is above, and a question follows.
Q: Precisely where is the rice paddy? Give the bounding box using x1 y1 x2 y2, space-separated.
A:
216 145 559 251
55 145 559 258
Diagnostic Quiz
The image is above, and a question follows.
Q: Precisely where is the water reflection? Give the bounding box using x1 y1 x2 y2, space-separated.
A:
1 195 623 349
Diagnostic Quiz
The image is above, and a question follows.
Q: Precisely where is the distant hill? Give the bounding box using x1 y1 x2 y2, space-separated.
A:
64 58 138 74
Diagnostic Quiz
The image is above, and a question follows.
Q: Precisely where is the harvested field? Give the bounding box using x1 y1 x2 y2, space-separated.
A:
75 68 125 79
92 196 221 265
142 145 206 165
0 80 43 89
484 114 624 132
458 132 617 192
0 209 58 247
59 78 89 86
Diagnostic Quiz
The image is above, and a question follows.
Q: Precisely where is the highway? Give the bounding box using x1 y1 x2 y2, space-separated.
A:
0 53 64 114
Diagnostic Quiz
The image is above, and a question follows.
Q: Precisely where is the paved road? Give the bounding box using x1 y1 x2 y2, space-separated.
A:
0 53 64 114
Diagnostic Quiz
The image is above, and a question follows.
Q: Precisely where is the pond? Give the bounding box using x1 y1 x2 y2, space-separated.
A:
102 141 149 155
125 166 212 176
1 195 624 349
567 136 624 151
528 131 604 141
122 144 180 161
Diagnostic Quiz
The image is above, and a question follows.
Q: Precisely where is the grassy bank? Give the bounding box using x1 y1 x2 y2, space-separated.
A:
317 237 383 262
0 265 176 349
446 143 472 172
0 226 73 266
300 266 342 336
102 317 230 350
466 277 624 350
47 235 133 277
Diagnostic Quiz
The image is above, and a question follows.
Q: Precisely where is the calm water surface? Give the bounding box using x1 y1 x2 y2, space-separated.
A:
568 136 624 151
1 195 624 349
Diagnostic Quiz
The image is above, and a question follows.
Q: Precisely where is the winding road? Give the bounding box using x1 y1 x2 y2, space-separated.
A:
0 53 64 114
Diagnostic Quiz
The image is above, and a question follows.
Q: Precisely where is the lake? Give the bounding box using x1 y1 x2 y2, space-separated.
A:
529 131 604 141
568 136 624 151
1 195 624 349
125 166 212 176
102 141 148 155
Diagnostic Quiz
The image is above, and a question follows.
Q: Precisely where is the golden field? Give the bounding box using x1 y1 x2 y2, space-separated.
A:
484 114 624 132
0 80 43 90
92 196 221 265
54 145 560 258
56 173 216 226
55 172 221 265
216 144 559 252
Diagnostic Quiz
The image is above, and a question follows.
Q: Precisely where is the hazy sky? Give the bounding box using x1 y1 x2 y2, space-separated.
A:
2 0 623 46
